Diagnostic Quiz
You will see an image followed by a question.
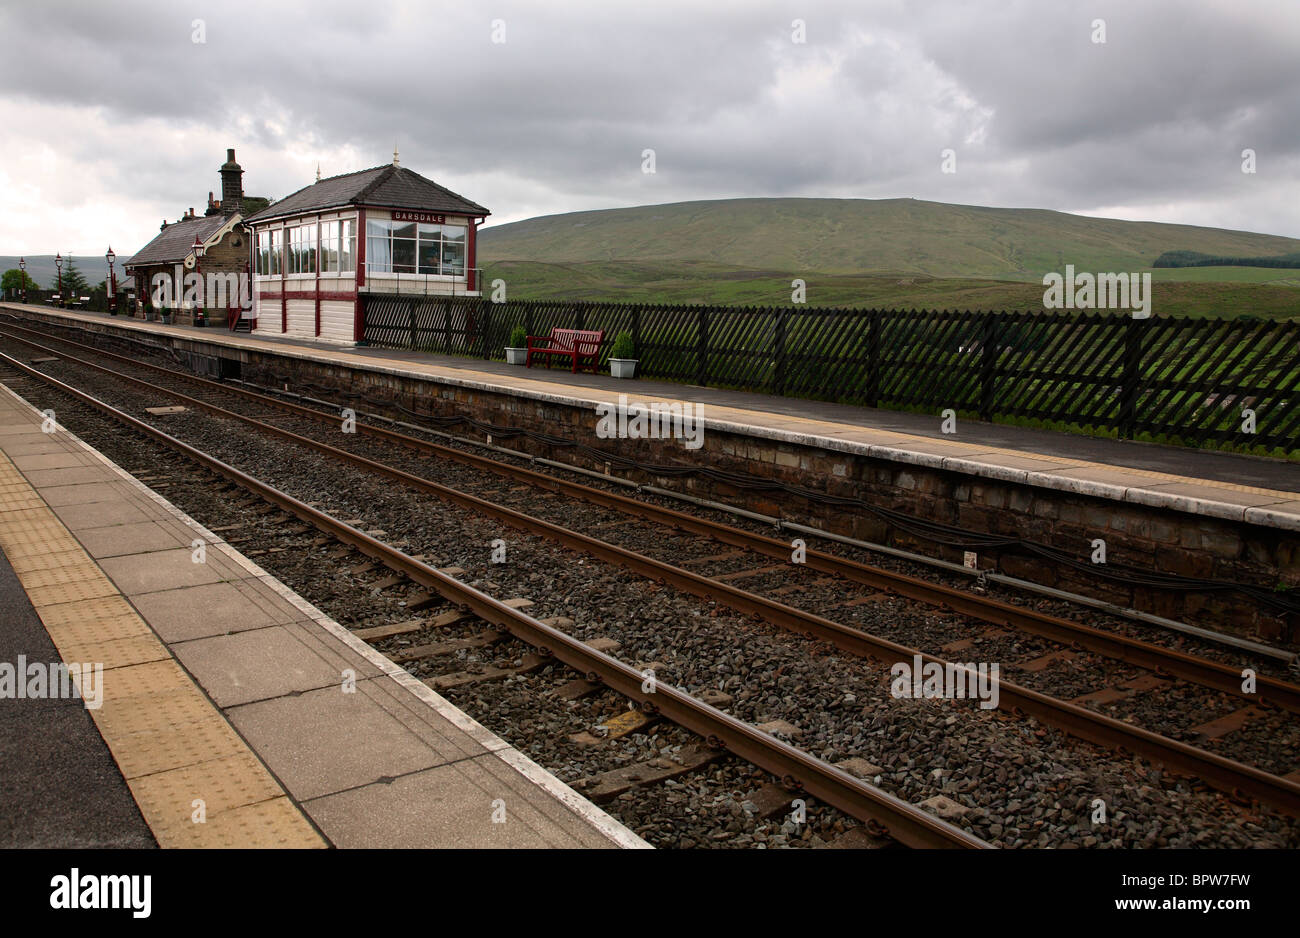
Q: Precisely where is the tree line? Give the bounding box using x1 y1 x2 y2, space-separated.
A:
2 256 107 298
1153 250 1300 269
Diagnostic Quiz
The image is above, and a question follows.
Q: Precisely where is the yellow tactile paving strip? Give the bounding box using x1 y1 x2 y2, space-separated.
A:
0 452 324 848
10 304 1296 508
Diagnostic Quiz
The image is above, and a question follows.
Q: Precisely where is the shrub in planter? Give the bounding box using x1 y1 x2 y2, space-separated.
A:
506 325 528 365
609 331 637 378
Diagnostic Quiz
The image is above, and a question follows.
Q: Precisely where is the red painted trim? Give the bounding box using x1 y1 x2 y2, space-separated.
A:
354 207 367 342
356 208 366 288
367 206 488 223
468 219 478 292
247 262 258 329
244 234 255 331
279 224 288 332
314 224 322 337
257 289 356 302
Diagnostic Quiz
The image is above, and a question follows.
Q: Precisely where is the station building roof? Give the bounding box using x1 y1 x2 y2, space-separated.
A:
244 164 490 225
123 214 232 268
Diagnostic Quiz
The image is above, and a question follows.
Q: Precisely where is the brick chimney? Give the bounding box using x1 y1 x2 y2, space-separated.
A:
219 148 243 216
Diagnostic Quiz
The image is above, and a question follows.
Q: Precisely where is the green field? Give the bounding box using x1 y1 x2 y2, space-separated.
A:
482 259 1300 319
1146 266 1300 285
478 198 1300 318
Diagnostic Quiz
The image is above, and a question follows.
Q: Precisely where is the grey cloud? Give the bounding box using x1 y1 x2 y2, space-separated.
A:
0 0 1296 252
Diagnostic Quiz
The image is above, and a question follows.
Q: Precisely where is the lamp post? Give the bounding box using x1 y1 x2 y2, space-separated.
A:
191 235 206 327
55 252 63 307
17 257 26 304
105 246 117 316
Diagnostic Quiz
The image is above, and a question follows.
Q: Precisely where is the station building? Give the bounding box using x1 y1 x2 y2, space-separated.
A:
243 157 490 344
123 149 268 327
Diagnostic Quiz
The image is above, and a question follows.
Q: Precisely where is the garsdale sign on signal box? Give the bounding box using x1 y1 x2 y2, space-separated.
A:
391 210 447 224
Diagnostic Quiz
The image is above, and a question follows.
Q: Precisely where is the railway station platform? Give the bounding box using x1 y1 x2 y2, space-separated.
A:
2 303 1297 641
7 303 1298 523
0 378 644 849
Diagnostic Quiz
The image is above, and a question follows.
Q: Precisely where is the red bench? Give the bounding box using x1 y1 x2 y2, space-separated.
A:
525 327 604 374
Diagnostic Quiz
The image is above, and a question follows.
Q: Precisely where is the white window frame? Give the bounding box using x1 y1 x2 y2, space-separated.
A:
365 216 468 280
287 222 317 277
254 227 284 278
320 219 340 274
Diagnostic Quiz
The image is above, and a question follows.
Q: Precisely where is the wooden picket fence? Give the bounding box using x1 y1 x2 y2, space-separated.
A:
362 296 1300 452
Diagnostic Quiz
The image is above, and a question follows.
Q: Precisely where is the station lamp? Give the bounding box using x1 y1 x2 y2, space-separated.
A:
191 235 207 327
105 246 117 315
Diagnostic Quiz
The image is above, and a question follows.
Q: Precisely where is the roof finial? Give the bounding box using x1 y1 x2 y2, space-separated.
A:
316 162 321 183
393 145 400 167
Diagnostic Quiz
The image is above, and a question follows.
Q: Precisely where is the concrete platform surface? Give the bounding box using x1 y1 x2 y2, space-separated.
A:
0 379 645 850
6 303 1297 532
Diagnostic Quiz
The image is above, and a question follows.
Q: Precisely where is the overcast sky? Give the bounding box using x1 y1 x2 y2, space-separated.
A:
1 0 1297 259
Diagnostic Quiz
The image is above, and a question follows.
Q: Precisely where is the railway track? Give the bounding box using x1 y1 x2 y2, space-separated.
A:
0 348 988 849
3 316 1299 843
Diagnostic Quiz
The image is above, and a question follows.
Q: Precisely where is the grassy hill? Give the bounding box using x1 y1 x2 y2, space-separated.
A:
478 198 1300 317
479 197 1300 280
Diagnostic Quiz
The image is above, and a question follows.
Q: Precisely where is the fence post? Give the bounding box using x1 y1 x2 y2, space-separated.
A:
1119 315 1141 440
696 307 708 384
632 304 642 358
481 299 491 359
408 299 417 349
867 309 880 408
979 312 997 422
774 308 787 395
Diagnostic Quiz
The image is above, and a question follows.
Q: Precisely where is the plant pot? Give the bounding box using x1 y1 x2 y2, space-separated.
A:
610 358 637 379
505 347 527 365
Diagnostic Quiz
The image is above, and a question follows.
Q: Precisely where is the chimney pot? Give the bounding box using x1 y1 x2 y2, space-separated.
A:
219 147 244 215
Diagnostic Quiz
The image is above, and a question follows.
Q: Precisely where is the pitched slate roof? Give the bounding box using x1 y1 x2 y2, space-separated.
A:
244 164 490 224
123 214 231 268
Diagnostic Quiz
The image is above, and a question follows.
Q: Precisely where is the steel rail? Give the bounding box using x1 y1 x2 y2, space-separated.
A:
4 335 1300 816
0 348 988 849
4 318 1298 717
